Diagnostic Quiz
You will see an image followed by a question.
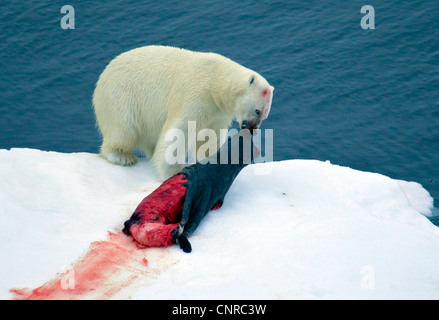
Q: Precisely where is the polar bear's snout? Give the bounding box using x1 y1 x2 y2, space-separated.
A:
240 84 274 134
240 113 263 134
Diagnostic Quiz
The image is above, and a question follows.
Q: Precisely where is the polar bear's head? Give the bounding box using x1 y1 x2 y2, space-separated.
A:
233 71 274 133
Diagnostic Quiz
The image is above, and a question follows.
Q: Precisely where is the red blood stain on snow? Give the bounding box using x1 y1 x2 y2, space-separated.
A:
10 173 193 300
10 232 164 300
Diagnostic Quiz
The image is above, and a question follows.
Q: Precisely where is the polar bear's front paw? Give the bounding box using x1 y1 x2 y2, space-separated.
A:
102 151 138 166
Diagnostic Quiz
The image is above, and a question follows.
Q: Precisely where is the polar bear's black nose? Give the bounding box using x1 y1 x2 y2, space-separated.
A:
241 120 258 134
241 120 252 131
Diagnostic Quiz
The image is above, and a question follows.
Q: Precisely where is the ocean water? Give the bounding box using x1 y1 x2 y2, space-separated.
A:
1 1 438 219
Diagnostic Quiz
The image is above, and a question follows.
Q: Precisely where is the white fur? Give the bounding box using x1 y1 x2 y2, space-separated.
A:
93 45 274 179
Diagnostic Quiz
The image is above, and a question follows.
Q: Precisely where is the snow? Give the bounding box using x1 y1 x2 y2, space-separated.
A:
1 148 439 299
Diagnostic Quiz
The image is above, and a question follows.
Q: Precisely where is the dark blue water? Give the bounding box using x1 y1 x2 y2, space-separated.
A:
1 1 438 219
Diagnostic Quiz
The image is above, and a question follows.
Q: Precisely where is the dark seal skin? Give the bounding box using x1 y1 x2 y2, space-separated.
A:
123 129 260 253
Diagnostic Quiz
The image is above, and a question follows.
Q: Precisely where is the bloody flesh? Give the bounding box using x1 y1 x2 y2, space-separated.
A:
123 173 188 247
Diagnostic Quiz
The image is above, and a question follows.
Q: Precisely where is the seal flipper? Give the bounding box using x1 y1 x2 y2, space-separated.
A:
177 166 199 234
171 228 192 253
178 234 192 253
177 164 214 240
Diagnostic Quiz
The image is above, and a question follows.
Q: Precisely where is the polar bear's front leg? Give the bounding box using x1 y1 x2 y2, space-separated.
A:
100 138 138 166
101 150 138 166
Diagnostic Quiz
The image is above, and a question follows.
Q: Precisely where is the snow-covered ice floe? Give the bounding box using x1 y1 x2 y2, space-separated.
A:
1 148 438 299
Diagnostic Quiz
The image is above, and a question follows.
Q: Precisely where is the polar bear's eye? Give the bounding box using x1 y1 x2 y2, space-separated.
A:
255 109 260 116
249 76 255 85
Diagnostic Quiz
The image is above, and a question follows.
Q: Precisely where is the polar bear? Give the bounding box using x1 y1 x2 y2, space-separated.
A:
92 45 274 179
